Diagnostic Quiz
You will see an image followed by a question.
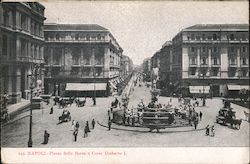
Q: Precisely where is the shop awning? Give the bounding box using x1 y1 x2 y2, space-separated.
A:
110 82 117 89
65 83 107 91
189 86 210 94
227 85 241 90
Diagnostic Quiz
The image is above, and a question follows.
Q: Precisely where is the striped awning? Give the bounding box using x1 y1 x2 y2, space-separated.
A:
227 85 241 90
189 86 210 94
65 83 107 91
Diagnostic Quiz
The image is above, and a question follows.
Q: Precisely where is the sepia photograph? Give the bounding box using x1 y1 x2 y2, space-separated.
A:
0 0 249 163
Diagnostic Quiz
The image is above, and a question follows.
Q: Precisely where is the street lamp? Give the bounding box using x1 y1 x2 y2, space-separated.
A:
199 73 206 106
28 64 39 147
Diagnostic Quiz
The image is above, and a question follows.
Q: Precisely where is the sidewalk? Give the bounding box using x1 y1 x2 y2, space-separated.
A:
7 99 30 118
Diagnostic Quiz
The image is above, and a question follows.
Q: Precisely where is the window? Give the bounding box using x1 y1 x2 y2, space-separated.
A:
190 68 196 75
191 47 195 52
202 47 206 53
230 58 236 65
213 57 218 65
242 58 247 65
202 57 207 65
202 34 206 40
190 57 196 65
86 34 90 40
56 34 60 40
242 34 246 40
196 36 200 40
230 34 234 40
213 47 218 53
191 34 195 40
2 35 7 56
211 68 219 76
75 34 79 40
97 34 101 40
21 39 27 56
21 14 27 30
213 34 217 40
3 11 9 26
230 47 235 52
242 47 246 53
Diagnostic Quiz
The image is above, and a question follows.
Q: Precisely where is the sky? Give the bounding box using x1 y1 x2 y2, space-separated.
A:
42 1 249 65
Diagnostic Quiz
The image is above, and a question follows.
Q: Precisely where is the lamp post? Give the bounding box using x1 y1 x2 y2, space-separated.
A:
199 73 206 106
28 64 39 147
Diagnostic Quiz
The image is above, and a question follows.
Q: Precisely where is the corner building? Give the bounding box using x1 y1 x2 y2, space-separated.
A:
0 2 46 103
170 24 249 97
43 24 123 97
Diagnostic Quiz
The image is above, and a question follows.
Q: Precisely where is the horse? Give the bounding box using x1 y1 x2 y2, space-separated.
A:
230 119 242 129
111 98 119 108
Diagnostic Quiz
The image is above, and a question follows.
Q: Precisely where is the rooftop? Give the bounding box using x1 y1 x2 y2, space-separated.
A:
44 24 108 31
184 24 249 31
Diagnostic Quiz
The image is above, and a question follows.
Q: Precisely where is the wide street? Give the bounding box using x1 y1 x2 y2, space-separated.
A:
1 83 249 147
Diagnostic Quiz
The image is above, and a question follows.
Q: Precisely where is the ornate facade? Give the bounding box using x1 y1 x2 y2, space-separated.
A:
43 24 123 97
0 2 46 103
150 24 249 97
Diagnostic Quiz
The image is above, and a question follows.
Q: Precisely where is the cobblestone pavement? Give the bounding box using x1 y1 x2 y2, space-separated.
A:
1 83 249 147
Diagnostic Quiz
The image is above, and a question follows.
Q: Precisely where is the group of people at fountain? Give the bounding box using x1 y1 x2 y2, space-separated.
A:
176 97 203 129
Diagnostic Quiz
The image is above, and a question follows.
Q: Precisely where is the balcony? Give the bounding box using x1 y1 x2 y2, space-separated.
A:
211 63 221 67
189 63 197 67
200 63 208 67
228 63 237 67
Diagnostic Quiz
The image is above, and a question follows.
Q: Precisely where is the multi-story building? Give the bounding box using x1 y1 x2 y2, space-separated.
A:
0 2 46 103
142 57 151 82
120 55 133 77
43 23 123 97
158 41 172 90
170 24 249 97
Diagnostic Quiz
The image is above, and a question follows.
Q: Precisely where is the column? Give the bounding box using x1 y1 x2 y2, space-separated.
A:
207 48 211 76
197 48 200 76
182 47 189 78
104 46 110 78
220 47 228 78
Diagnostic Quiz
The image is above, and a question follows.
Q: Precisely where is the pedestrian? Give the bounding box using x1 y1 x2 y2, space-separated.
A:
122 114 126 125
194 118 198 130
110 107 113 113
42 130 50 144
75 121 80 130
49 107 53 114
108 119 112 130
92 97 96 106
86 121 90 132
132 116 135 127
205 125 210 136
108 110 110 117
199 111 203 121
211 125 215 137
127 115 130 126
84 125 88 138
188 117 192 126
73 129 78 141
72 120 76 131
92 119 95 129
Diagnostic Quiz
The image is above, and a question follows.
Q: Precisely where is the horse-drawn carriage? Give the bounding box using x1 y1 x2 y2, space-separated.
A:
216 107 242 129
75 98 86 107
58 110 71 123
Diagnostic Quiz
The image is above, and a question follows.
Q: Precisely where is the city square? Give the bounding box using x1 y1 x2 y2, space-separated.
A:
1 79 249 147
0 1 249 164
